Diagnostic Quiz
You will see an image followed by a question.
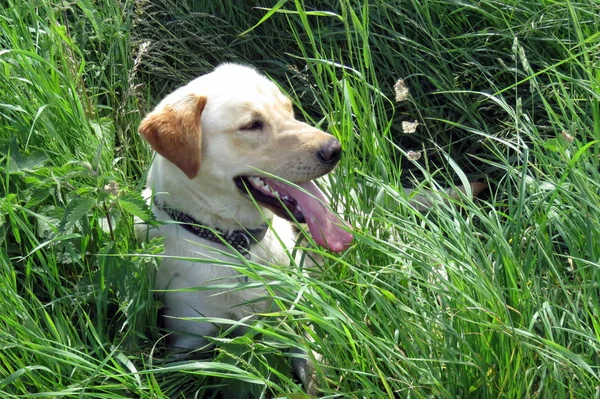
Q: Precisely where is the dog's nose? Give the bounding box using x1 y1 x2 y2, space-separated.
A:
318 139 342 164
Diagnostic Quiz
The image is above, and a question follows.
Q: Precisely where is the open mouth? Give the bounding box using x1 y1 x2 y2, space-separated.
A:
235 176 306 223
234 175 353 252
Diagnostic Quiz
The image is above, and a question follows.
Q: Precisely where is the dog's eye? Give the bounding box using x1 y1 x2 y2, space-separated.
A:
240 120 264 131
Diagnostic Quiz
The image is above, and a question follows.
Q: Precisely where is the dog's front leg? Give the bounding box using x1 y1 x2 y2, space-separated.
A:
291 346 321 396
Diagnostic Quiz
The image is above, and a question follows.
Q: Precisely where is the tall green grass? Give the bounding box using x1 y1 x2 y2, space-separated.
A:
1 0 599 398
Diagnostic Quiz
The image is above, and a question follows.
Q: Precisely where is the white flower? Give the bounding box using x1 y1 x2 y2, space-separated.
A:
561 129 574 143
394 79 409 102
104 181 119 195
402 120 419 134
407 150 422 161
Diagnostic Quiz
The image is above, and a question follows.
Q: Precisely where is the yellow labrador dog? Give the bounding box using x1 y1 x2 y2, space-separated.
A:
137 64 353 391
137 63 484 393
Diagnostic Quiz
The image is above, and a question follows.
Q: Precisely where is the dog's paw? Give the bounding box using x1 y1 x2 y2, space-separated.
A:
292 349 321 397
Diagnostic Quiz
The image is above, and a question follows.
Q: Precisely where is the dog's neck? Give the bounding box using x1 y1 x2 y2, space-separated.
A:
147 156 273 232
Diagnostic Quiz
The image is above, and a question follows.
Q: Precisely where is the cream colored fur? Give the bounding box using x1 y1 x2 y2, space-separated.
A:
137 64 338 392
136 64 484 394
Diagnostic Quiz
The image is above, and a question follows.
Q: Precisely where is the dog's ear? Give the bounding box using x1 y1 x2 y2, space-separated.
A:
138 94 207 179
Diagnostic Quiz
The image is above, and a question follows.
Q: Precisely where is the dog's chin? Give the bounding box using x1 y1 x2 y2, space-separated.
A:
234 176 306 223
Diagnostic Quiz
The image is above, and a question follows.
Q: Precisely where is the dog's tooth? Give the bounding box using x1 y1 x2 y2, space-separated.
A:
282 195 289 200
297 205 303 212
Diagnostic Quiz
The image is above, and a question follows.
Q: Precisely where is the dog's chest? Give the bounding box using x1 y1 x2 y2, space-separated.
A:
142 213 295 289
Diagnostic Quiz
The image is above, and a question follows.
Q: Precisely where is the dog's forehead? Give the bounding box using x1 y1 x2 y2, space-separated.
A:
187 64 290 108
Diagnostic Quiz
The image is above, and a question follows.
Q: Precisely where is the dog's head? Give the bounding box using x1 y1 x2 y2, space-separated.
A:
139 64 352 252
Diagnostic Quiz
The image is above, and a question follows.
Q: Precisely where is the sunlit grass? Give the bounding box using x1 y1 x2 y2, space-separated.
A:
1 0 599 398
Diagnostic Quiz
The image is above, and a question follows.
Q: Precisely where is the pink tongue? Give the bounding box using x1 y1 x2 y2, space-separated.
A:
265 179 353 252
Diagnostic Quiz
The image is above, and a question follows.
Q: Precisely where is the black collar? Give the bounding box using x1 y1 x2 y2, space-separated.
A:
153 199 268 258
